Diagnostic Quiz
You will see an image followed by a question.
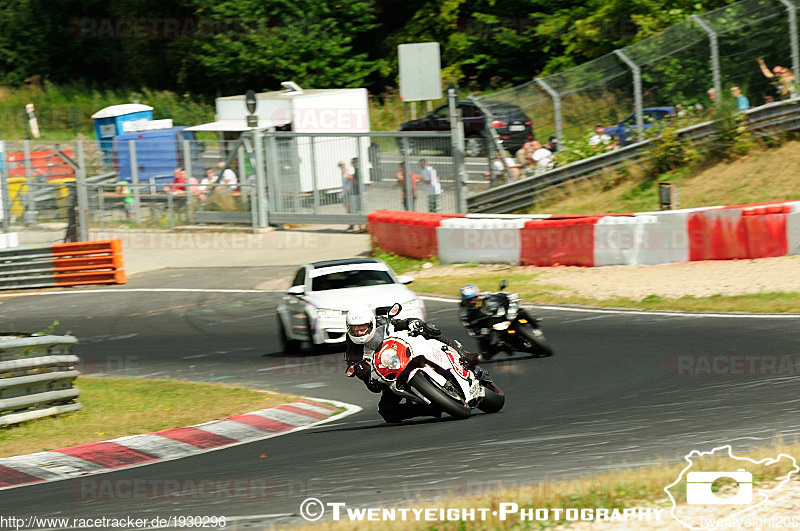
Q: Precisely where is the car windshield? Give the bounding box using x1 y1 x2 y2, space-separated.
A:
311 270 394 291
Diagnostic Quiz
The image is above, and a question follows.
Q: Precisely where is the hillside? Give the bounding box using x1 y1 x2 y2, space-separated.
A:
532 139 800 215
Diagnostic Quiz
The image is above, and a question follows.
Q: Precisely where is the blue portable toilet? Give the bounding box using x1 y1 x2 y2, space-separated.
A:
91 104 154 157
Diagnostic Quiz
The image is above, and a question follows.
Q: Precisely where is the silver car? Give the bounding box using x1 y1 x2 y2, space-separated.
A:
276 258 426 353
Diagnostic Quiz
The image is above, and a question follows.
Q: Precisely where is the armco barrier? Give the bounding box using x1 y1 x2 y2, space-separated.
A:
520 217 598 267
437 218 526 264
0 239 126 290
0 335 82 426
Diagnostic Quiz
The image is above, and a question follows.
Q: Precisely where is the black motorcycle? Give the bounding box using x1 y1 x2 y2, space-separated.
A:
460 280 554 358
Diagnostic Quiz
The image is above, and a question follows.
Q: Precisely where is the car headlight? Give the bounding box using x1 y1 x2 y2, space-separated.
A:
402 298 423 310
379 350 402 370
316 308 344 318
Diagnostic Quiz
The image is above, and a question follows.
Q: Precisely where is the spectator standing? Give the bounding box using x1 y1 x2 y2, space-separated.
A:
545 136 558 153
419 159 442 212
115 179 135 219
339 161 357 233
731 86 750 111
757 58 797 100
350 158 365 232
396 162 419 211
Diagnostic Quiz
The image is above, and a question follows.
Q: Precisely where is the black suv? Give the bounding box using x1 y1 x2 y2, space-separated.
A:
398 100 533 157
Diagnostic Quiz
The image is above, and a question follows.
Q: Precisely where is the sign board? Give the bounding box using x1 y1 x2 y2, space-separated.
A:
121 119 174 133
398 42 443 102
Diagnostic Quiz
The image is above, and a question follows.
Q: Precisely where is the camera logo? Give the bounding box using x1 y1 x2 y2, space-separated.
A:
665 445 799 530
686 469 752 505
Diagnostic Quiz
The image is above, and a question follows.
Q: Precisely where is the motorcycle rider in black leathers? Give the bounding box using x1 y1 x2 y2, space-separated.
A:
344 305 480 424
458 284 501 359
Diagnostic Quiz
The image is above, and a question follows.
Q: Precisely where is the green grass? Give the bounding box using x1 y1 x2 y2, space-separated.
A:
0 376 328 458
0 83 215 140
371 249 439 275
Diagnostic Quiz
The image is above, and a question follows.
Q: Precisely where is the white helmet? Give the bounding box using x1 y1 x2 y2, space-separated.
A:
346 305 376 345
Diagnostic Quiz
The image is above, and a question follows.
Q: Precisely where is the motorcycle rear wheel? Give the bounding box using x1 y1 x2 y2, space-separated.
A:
516 323 554 357
410 372 471 420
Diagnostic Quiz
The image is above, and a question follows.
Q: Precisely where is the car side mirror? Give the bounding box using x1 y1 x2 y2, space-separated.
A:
287 285 304 295
397 275 414 285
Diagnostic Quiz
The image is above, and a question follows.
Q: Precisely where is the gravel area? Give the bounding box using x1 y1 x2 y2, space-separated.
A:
411 256 800 300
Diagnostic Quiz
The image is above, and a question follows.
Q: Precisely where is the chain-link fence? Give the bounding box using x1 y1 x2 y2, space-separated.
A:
0 131 480 238
477 0 800 147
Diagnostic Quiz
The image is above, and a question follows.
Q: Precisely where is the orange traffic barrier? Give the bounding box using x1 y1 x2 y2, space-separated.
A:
50 240 127 287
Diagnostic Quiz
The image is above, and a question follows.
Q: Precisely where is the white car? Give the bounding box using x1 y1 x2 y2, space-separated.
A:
276 258 426 353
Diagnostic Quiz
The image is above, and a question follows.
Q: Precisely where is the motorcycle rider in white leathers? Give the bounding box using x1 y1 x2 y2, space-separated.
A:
344 305 480 423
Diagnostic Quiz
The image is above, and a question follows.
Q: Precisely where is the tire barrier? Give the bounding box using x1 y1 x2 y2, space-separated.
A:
368 201 800 266
0 335 81 426
0 239 126 290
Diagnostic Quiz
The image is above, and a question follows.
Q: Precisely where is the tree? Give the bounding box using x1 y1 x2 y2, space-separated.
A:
181 0 381 95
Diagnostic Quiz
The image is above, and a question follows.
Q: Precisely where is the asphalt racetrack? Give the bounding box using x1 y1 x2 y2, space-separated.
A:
1 266 799 528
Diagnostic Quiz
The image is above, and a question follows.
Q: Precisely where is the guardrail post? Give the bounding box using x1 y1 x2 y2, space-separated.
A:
778 0 800 86
253 128 269 228
309 137 319 216
23 139 34 225
265 130 280 217
0 148 10 233
167 192 174 229
614 50 645 143
401 137 414 210
75 141 89 241
356 136 367 215
97 183 105 230
535 78 563 141
449 85 468 213
129 139 142 223
691 15 722 106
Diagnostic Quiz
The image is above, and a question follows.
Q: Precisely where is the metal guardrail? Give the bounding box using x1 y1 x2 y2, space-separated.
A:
0 335 82 426
467 100 800 214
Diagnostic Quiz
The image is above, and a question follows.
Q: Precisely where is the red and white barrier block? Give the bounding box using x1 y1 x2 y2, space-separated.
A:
368 200 800 267
437 218 528 264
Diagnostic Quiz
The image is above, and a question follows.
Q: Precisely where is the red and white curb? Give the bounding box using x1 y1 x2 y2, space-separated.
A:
0 399 360 490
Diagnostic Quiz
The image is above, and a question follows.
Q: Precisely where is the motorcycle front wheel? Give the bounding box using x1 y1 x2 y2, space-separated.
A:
477 381 505 414
409 372 471 420
515 323 554 357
